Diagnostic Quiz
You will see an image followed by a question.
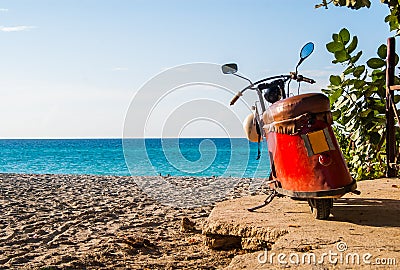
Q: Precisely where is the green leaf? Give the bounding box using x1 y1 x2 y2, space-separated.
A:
367 58 386 69
335 50 350 62
351 51 363 63
326 41 344 53
371 69 385 81
330 75 342 86
339 28 350 44
364 87 376 98
343 66 355 75
346 36 358 54
332 33 339 42
342 78 355 87
330 88 344 104
354 79 366 89
377 44 387 59
332 110 341 121
353 65 365 77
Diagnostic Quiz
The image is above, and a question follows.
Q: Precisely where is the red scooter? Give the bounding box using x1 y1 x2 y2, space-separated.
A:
223 42 360 219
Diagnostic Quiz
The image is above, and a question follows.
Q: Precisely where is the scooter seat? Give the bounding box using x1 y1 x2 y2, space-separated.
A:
263 93 332 134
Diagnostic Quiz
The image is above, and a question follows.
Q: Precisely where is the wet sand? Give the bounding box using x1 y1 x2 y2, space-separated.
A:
0 174 266 269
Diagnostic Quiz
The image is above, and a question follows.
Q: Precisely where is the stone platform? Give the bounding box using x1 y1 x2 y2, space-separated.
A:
202 178 400 269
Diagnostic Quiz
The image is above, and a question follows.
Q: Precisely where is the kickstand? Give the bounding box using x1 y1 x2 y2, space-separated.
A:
248 189 277 212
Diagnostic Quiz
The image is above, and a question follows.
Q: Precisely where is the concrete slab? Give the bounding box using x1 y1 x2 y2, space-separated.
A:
203 178 400 269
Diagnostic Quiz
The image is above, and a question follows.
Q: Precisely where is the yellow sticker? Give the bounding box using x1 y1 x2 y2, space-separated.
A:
307 130 330 154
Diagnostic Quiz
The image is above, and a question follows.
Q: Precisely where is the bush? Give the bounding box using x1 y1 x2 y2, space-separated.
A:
323 28 400 179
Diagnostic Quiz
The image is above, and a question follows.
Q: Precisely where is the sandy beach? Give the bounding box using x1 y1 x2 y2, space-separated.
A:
0 173 266 269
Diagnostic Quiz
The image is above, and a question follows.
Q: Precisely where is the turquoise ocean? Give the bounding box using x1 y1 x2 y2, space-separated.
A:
0 139 270 178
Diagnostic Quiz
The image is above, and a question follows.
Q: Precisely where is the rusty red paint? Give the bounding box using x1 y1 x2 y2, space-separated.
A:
266 120 352 192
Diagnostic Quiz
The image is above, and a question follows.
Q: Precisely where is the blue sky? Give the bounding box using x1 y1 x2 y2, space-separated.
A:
0 1 392 138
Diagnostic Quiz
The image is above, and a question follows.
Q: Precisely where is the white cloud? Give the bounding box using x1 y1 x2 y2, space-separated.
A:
0 8 8 12
0 25 36 32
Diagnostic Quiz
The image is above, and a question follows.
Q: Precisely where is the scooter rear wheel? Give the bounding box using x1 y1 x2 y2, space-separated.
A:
307 198 333 220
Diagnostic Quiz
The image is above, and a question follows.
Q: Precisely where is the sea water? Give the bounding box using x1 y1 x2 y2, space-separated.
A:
0 138 270 178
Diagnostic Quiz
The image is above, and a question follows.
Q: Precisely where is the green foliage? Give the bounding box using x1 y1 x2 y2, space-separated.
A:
316 1 400 34
315 0 371 10
322 28 400 180
384 1 400 33
315 1 400 179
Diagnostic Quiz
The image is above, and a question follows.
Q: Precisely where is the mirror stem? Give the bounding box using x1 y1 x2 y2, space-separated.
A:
233 73 253 85
295 59 304 72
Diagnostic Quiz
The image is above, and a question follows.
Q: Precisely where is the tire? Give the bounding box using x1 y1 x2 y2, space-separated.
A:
307 198 332 220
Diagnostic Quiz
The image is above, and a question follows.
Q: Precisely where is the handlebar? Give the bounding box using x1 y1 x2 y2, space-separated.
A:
230 91 242 106
290 72 316 84
300 76 316 84
229 73 315 106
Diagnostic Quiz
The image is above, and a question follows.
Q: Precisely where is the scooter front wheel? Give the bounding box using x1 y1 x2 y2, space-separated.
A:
307 198 333 220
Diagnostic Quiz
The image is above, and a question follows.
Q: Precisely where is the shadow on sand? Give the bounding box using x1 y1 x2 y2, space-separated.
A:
330 197 400 227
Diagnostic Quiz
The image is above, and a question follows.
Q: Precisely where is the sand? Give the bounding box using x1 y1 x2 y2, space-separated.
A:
0 174 267 269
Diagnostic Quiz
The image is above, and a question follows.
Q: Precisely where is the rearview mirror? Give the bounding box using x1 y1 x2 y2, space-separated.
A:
222 63 238 74
300 42 314 60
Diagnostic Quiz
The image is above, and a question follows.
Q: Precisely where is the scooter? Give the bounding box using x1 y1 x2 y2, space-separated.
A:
222 42 360 219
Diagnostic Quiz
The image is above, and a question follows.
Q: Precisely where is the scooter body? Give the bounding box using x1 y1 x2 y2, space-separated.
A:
263 93 356 198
